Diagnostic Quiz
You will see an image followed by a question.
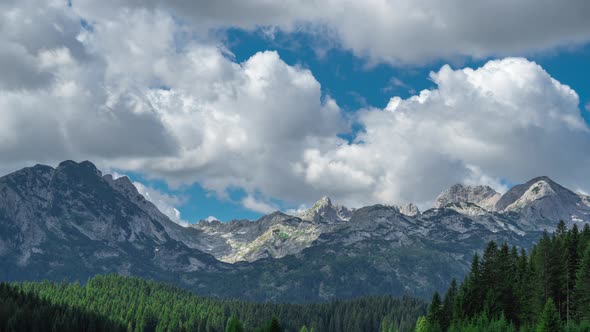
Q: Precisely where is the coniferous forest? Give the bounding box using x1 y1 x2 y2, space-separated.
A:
422 222 590 331
4 222 590 331
0 274 425 332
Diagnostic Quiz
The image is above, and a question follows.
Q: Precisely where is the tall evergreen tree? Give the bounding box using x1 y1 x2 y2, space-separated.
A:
536 298 561 332
427 292 443 331
414 316 429 332
267 316 282 332
430 224 590 331
440 279 457 331
574 246 590 322
565 223 580 324
462 253 482 318
226 316 244 332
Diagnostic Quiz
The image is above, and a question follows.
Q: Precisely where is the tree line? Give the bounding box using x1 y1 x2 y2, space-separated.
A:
0 274 425 332
422 221 590 331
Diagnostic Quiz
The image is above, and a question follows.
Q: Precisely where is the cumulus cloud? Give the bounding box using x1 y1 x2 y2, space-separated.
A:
241 195 278 214
297 58 590 207
0 0 178 171
0 0 345 211
72 0 590 64
1 1 590 214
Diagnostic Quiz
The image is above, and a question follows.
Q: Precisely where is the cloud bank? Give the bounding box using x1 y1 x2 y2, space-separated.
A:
1 0 589 215
74 0 590 64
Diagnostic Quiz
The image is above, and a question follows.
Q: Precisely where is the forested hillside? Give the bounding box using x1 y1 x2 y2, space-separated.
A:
0 275 425 332
421 221 590 331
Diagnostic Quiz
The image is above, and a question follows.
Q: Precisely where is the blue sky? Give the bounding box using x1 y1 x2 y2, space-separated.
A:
3 1 590 224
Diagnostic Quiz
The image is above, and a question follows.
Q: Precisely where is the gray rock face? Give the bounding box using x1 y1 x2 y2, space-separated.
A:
494 176 590 230
2 162 590 303
435 184 501 210
298 196 354 223
191 211 324 263
393 202 421 217
0 161 226 283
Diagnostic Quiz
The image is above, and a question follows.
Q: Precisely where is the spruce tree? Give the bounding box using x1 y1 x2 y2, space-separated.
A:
267 316 282 332
427 292 443 331
414 316 429 332
462 254 482 317
441 279 457 330
226 316 245 332
536 298 561 332
574 246 590 322
565 224 579 324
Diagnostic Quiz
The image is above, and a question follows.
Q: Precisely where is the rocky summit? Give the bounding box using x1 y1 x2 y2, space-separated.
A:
1 161 589 303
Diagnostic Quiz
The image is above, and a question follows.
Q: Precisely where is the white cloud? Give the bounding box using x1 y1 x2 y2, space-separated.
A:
297 58 590 208
0 1 345 213
72 0 590 64
205 216 219 222
132 181 189 226
241 195 278 214
1 1 590 215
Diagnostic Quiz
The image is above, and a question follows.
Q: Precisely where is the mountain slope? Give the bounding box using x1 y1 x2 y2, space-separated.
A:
494 176 590 230
0 161 226 283
192 212 324 263
1 161 589 303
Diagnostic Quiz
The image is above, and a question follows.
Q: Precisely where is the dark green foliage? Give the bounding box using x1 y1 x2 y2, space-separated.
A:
0 282 125 332
536 298 562 332
226 316 245 332
266 316 281 332
1 274 426 332
427 292 443 332
424 222 590 332
448 313 515 332
574 245 590 322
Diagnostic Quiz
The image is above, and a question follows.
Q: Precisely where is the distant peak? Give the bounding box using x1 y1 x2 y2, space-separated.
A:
314 196 332 207
298 196 353 223
525 176 556 186
397 202 420 216
435 183 500 210
494 176 572 212
57 160 97 170
56 160 101 176
32 164 55 171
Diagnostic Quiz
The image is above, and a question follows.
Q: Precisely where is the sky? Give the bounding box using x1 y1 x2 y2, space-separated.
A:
1 0 590 223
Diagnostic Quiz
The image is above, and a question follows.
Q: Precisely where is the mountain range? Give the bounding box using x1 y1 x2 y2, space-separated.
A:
1 160 589 302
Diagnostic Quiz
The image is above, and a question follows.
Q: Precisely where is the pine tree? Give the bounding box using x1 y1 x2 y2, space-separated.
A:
565 224 580 324
574 246 590 322
226 316 244 332
462 254 482 318
414 316 429 332
441 279 457 330
267 316 282 332
536 298 561 332
427 292 443 331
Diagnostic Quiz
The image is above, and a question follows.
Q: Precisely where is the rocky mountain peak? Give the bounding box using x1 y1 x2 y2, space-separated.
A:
435 183 501 210
495 176 561 211
316 196 332 207
56 160 103 177
494 176 590 228
298 196 354 223
393 203 421 216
